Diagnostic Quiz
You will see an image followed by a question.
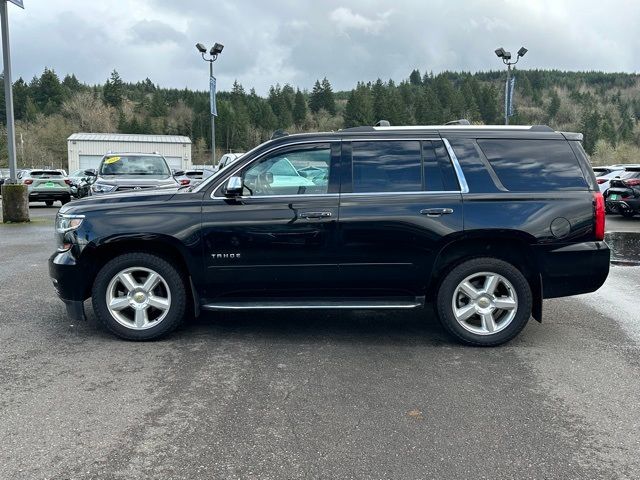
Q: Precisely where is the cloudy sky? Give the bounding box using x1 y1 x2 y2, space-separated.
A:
6 0 640 94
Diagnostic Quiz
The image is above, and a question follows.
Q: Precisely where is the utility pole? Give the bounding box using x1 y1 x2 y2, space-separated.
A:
495 46 527 125
196 42 224 167
1 0 29 223
1 0 19 181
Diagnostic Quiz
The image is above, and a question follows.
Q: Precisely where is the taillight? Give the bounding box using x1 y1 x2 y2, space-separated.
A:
179 179 190 186
624 178 640 187
64 179 72 185
596 178 606 184
594 192 605 241
24 179 33 185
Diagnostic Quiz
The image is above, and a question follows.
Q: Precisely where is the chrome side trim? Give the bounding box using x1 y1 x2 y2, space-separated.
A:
340 190 461 197
202 301 422 311
58 213 85 219
442 138 470 194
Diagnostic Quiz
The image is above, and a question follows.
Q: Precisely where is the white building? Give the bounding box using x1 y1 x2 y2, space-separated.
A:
67 133 192 171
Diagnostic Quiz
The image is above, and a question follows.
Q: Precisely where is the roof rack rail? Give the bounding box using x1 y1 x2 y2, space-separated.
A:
340 126 376 132
445 119 470 126
271 129 289 140
530 125 554 132
375 120 391 127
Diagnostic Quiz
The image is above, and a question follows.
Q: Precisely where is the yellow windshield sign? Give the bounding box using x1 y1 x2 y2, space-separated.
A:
104 156 121 164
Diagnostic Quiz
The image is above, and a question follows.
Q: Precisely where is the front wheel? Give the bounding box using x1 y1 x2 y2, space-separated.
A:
92 253 187 340
436 257 532 346
621 210 636 218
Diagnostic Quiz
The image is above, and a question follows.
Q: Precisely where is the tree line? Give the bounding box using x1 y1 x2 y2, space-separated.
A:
1 67 639 168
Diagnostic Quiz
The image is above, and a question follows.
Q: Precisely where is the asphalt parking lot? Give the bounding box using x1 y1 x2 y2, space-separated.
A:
1 204 640 479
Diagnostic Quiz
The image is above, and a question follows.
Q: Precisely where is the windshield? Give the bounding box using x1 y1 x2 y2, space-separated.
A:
99 155 171 176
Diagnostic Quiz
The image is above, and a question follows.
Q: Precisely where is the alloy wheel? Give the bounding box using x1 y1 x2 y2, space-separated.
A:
451 271 518 336
105 267 171 330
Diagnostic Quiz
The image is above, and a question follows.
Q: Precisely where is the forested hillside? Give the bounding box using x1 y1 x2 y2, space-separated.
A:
1 67 639 168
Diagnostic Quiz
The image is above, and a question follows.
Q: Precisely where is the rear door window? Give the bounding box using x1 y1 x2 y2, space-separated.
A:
477 139 588 191
352 140 422 193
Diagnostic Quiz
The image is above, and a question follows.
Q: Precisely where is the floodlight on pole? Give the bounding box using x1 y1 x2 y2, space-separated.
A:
196 42 224 166
494 45 527 125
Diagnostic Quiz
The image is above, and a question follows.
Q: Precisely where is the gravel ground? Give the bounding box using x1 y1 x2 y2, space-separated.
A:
0 204 639 479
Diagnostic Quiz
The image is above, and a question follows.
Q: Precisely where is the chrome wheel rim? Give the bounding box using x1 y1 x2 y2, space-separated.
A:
451 271 518 336
106 267 171 330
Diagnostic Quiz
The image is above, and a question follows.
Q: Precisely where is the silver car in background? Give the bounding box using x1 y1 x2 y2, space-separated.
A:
21 169 72 206
90 153 179 195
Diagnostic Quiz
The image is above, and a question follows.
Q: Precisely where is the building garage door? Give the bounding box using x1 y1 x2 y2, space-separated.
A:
79 155 103 170
164 156 183 169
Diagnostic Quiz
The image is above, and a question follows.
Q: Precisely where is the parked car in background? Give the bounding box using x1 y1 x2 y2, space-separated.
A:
0 168 10 186
216 152 244 172
604 167 640 217
50 123 609 346
593 166 620 176
90 153 179 195
596 169 625 193
22 169 71 206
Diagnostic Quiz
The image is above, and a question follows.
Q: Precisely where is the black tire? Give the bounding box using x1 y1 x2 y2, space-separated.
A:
621 210 635 218
436 257 532 347
45 200 54 207
91 252 187 340
60 196 70 205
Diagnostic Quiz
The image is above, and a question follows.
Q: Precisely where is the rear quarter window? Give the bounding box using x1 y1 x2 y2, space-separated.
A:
477 139 588 191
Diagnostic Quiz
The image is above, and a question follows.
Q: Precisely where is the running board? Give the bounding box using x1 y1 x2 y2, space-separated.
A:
201 297 424 311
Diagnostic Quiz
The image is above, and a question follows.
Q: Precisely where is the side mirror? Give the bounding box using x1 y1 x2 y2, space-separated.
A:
224 176 243 197
172 169 185 177
84 169 97 176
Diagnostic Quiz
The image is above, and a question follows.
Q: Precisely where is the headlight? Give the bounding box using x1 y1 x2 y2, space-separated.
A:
55 214 85 233
91 183 116 193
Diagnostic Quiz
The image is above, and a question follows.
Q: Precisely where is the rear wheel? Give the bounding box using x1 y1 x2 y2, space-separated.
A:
60 196 70 205
45 200 54 207
436 257 532 346
621 210 635 218
92 253 187 340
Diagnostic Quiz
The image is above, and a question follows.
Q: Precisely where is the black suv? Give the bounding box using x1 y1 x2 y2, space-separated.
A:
49 124 609 346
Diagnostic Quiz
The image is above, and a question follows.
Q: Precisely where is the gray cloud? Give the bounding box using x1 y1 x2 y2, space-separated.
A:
129 19 187 46
6 0 640 95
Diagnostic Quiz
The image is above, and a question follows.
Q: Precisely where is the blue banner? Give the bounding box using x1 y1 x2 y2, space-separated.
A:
507 75 516 117
210 76 217 117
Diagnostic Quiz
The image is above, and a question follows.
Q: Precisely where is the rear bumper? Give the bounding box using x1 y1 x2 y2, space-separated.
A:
534 241 610 298
29 191 70 201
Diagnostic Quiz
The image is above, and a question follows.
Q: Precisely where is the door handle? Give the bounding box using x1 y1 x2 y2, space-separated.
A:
420 208 454 217
298 211 332 219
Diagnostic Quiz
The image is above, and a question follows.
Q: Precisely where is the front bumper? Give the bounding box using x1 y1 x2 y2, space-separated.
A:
534 241 610 298
49 250 88 321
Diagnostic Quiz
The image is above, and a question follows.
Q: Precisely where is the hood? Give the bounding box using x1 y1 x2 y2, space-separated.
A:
59 188 180 216
95 175 178 188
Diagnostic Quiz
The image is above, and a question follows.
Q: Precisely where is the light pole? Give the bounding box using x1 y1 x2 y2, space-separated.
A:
495 46 527 125
196 42 223 166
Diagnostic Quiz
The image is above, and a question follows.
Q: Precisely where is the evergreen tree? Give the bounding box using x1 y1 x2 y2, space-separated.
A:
371 79 388 122
547 90 561 120
34 68 65 114
103 70 124 108
320 77 336 115
309 80 323 113
344 83 374 127
409 69 422 86
150 90 168 117
293 89 307 126
580 109 601 154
